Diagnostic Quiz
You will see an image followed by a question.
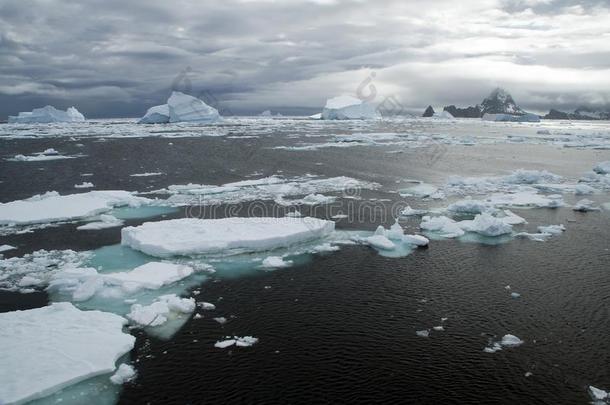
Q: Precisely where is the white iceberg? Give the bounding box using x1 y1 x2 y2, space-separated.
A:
589 386 609 402
110 364 137 385
121 217 335 258
0 302 134 404
321 95 381 120
138 104 170 124
0 191 150 226
458 213 513 237
137 92 220 124
8 105 85 124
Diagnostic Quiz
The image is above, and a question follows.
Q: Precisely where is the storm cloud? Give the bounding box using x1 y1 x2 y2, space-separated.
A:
1 0 609 118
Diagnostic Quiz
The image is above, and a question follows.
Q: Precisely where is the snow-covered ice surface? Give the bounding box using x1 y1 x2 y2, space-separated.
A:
0 302 134 404
121 217 336 257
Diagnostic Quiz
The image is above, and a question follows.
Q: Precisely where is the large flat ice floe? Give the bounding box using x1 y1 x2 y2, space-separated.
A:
8 105 85 124
0 302 134 404
157 175 378 206
122 217 336 258
321 95 381 120
0 190 150 226
138 91 220 124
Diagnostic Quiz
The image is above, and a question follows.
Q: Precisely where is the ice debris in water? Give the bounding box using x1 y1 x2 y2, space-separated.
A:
121 217 335 258
420 212 514 238
573 199 601 212
589 386 609 402
8 148 81 162
214 336 258 348
484 334 524 353
127 294 196 327
110 364 137 385
574 184 597 195
0 244 16 253
48 262 195 302
213 317 227 324
399 205 428 216
0 249 91 292
0 302 134 404
76 214 124 230
0 190 150 226
593 161 610 175
416 329 430 338
261 256 293 269
74 181 94 189
353 221 429 255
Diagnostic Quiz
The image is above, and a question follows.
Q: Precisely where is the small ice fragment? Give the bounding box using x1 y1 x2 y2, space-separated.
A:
0 244 17 252
525 371 533 377
433 326 444 331
199 302 216 310
74 182 94 189
214 339 236 349
213 317 227 324
537 224 565 235
262 256 293 268
416 329 430 338
589 386 609 401
110 364 137 385
573 199 600 212
511 292 521 298
193 313 203 319
501 334 524 347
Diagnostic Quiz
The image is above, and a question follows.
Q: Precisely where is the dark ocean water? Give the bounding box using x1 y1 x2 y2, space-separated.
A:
1 120 609 404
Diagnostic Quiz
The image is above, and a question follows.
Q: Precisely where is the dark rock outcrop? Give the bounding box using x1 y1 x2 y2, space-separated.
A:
443 105 482 118
422 105 435 117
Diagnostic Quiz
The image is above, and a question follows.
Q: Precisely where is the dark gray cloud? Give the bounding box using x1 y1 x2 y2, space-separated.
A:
1 0 609 119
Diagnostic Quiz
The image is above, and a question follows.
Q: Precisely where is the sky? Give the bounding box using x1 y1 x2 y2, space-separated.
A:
1 0 609 118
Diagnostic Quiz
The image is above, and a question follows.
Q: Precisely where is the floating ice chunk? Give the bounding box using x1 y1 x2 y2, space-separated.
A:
400 183 438 198
589 386 609 401
215 336 258 348
416 329 430 337
199 302 216 310
18 275 43 287
573 199 600 212
0 302 134 404
400 205 427 216
361 234 396 250
447 198 492 214
499 210 527 225
261 256 293 268
486 191 564 209
311 242 340 253
459 213 513 237
403 234 430 247
0 244 16 252
130 172 164 177
8 105 85 124
213 317 227 324
309 113 322 120
321 95 381 120
575 184 598 195
420 216 465 238
593 161 610 175
298 193 336 205
331 214 348 219
7 148 80 162
74 181 94 189
511 292 521 298
285 210 302 217
138 104 170 124
501 334 524 347
50 263 195 302
76 214 124 230
127 294 195 327
121 217 335 258
483 343 503 353
515 232 551 242
110 364 137 385
0 190 150 226
168 91 220 123
433 326 445 331
537 224 565 235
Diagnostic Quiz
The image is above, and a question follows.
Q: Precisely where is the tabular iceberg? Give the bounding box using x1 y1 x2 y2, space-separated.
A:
321 95 381 120
137 91 220 124
8 105 85 124
0 302 134 404
121 217 335 257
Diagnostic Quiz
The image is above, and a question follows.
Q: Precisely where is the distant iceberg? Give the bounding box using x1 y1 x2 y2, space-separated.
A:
137 91 220 124
482 113 540 122
8 105 85 124
321 95 381 120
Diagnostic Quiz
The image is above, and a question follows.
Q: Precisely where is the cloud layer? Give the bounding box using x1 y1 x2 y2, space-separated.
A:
1 0 609 118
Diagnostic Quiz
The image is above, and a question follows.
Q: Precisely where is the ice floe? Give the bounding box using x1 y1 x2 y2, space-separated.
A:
214 336 258 348
156 175 378 207
573 199 601 212
321 95 380 120
76 214 124 230
352 221 429 257
483 334 524 353
110 364 137 385
127 294 195 327
6 148 82 162
420 212 518 239
0 244 16 253
589 386 609 402
8 105 85 124
74 181 94 189
121 217 335 258
261 256 293 269
0 302 134 404
0 190 150 226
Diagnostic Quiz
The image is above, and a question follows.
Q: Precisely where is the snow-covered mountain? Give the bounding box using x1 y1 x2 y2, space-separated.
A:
440 88 528 118
480 88 525 115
